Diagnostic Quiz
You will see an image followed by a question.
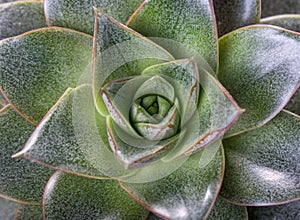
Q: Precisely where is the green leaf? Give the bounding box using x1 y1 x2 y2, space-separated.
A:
221 110 300 205
218 25 300 137
120 144 224 220
0 106 53 203
213 0 260 36
285 88 300 115
207 197 248 220
127 0 218 71
0 0 46 40
13 85 128 178
261 15 300 32
0 27 93 123
107 116 180 169
247 200 300 219
142 59 199 125
43 172 149 219
15 204 42 220
145 212 164 220
261 0 300 17
44 0 142 35
93 10 174 116
0 91 7 107
0 197 18 220
162 68 242 159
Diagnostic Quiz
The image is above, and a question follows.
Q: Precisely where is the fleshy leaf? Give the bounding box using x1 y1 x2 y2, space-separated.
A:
127 0 218 71
162 68 242 160
106 116 180 169
247 200 300 219
120 144 224 220
213 0 260 36
0 27 93 123
221 110 300 205
261 0 300 17
207 197 248 220
142 59 199 125
15 204 42 220
43 172 149 219
0 0 46 40
44 0 143 35
0 106 53 203
13 85 130 178
285 88 300 115
93 10 174 116
261 14 300 32
0 198 18 220
218 25 300 137
0 91 7 107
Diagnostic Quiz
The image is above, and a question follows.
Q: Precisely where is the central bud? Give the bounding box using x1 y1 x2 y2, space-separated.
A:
130 95 171 124
129 75 180 141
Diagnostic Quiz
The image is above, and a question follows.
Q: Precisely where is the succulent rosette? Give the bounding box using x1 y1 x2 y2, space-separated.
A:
1 0 300 219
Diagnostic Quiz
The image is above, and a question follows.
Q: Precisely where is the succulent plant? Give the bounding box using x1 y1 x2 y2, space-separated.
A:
1 0 300 219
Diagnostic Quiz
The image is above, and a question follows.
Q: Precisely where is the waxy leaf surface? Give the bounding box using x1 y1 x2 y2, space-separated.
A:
0 0 46 40
127 0 218 71
213 0 260 36
44 172 148 219
247 199 300 220
15 204 42 220
261 15 300 32
208 197 248 220
0 28 93 123
120 144 224 220
44 0 142 35
219 25 300 137
261 0 300 17
221 110 300 205
0 106 53 203
0 197 18 220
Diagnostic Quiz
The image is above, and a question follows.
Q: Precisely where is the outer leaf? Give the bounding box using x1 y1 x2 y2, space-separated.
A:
13 85 128 178
0 0 46 40
0 198 18 220
221 110 300 205
247 199 300 220
120 144 225 220
93 10 174 116
261 0 300 17
43 172 149 219
208 197 248 220
15 204 42 220
44 0 142 35
285 88 300 115
0 91 7 107
261 15 300 32
162 68 242 160
0 106 53 203
127 0 218 71
213 0 260 36
218 25 300 137
0 27 93 123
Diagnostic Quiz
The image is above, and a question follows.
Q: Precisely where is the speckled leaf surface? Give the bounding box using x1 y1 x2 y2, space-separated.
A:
0 28 93 123
261 0 300 17
213 0 260 36
0 1 46 40
207 197 248 220
14 85 129 178
120 145 224 220
15 204 42 220
285 88 300 115
44 0 142 35
0 91 7 107
93 10 174 115
261 15 300 32
0 106 53 203
43 172 149 219
221 110 300 205
247 199 300 220
0 198 18 220
127 0 218 72
218 25 300 137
